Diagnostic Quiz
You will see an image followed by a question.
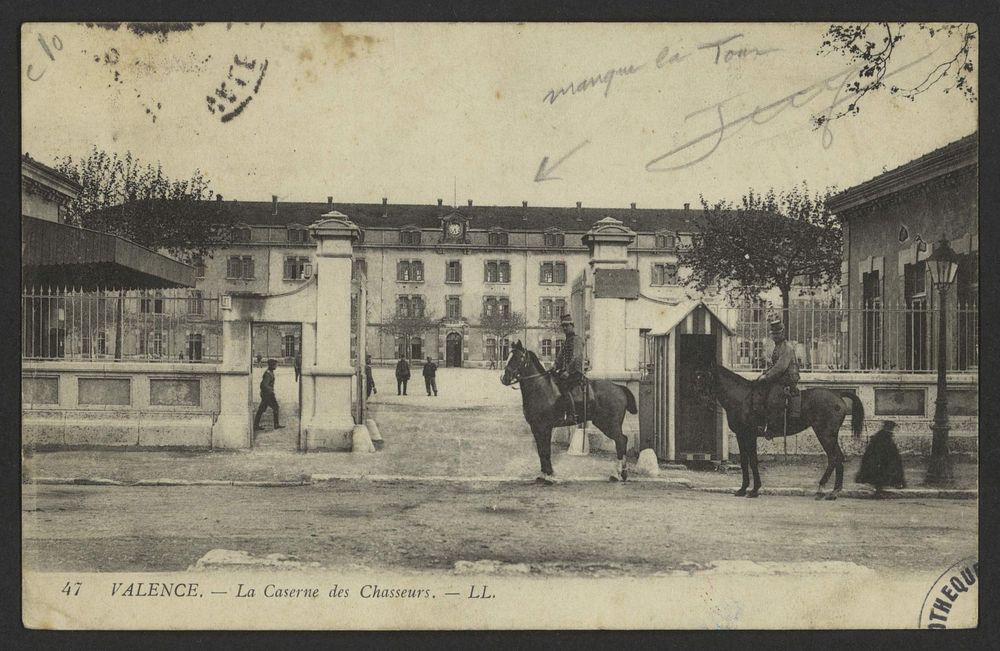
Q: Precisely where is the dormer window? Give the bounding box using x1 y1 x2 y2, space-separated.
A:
544 230 565 248
400 228 421 245
233 224 252 243
286 224 308 244
488 229 509 247
654 231 675 250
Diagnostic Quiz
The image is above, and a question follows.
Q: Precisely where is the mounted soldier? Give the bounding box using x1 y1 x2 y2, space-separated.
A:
551 313 586 425
752 317 801 438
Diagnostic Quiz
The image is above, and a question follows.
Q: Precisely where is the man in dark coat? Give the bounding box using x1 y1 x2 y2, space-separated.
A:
395 356 410 395
752 318 800 438
253 359 284 431
856 420 906 494
551 314 585 425
422 357 438 396
365 354 377 398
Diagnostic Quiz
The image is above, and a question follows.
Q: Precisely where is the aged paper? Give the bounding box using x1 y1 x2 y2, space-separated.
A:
21 22 978 630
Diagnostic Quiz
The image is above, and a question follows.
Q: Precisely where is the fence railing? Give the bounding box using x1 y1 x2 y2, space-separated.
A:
22 287 223 362
722 301 978 374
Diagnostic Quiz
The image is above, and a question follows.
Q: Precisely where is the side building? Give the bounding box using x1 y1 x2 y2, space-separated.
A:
193 198 706 367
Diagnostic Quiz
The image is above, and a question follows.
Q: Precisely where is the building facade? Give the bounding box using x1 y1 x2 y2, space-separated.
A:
192 198 705 366
828 133 978 373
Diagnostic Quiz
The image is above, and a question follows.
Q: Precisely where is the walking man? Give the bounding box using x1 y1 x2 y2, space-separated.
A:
365 354 377 398
552 313 585 425
253 359 284 431
395 355 410 395
423 357 438 396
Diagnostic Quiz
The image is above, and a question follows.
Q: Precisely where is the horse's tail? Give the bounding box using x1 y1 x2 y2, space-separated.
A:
621 385 638 414
839 391 864 439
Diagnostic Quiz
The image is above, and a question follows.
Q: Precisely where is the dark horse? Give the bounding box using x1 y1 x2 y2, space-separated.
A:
695 361 864 500
501 341 638 484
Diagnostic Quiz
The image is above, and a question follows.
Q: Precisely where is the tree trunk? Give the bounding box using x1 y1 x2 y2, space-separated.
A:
780 286 791 333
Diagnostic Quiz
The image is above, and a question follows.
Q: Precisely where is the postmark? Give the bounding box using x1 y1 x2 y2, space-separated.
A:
919 557 978 629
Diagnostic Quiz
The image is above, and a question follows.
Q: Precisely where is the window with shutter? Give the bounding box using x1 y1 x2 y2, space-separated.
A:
242 257 255 279
414 261 424 281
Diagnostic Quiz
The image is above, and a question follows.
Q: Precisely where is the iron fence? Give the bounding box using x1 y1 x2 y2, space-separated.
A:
22 287 223 362
723 301 978 374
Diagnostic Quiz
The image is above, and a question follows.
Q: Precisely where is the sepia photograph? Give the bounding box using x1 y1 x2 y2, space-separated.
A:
20 21 979 630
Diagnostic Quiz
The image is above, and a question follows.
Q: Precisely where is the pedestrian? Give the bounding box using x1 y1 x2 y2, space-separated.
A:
293 352 302 382
856 420 906 496
253 359 284 431
395 355 410 395
423 356 438 396
365 354 377 398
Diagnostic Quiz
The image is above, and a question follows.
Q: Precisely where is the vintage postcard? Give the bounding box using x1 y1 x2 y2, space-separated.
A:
21 22 978 629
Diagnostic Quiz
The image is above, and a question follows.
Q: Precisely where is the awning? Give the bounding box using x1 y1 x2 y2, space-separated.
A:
21 216 196 289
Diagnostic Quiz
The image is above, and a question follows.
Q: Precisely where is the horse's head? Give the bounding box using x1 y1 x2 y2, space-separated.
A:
500 340 527 386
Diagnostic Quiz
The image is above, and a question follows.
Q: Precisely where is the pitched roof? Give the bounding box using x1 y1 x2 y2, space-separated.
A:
138 199 706 233
827 133 977 215
647 301 733 337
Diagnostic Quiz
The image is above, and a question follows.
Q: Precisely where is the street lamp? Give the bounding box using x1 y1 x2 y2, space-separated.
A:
925 236 960 486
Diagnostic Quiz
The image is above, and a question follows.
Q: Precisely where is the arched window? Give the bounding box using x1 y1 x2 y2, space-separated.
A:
233 224 252 242
488 230 509 247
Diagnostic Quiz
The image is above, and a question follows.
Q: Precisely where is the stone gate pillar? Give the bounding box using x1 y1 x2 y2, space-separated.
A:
579 216 642 452
303 213 369 450
581 216 637 376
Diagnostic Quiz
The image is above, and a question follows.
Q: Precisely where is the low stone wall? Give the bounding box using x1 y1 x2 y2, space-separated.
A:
22 361 227 448
725 371 978 459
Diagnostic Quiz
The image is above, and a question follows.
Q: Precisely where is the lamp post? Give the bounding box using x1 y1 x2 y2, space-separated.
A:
925 236 960 486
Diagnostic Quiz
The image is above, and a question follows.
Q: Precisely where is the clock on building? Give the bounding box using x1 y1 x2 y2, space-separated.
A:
447 222 462 237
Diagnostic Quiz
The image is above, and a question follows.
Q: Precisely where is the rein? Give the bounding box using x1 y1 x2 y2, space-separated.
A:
505 352 549 387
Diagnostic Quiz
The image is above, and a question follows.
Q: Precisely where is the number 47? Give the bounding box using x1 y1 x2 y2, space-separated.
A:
61 581 81 596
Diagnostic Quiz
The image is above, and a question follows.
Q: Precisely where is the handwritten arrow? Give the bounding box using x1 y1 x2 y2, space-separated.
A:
534 139 590 182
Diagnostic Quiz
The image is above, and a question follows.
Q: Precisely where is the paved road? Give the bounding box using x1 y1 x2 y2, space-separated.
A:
23 480 977 575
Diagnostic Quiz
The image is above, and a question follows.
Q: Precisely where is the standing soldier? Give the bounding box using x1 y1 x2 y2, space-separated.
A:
395 355 411 396
422 357 438 396
551 313 585 425
752 318 800 438
253 359 284 431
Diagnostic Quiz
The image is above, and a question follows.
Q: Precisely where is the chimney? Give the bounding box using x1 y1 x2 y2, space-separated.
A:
327 196 333 208
437 198 443 206
216 194 223 202
575 201 582 222
467 199 473 207
271 195 278 215
630 202 636 209
522 201 528 208
576 201 582 209
684 202 690 210
382 197 388 205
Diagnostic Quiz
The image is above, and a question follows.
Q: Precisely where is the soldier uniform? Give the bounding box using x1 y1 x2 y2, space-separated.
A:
552 314 585 425
755 318 800 436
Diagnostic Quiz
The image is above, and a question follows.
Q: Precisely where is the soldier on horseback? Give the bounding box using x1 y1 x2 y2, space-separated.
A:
752 317 801 438
551 313 585 426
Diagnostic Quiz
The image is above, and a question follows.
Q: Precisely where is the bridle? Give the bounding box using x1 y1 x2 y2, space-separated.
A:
502 349 548 387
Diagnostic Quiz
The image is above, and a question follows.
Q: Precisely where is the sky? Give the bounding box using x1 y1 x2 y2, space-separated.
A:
21 22 978 209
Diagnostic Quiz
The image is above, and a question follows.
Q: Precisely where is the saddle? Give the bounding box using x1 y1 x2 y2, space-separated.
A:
557 379 595 426
754 384 801 437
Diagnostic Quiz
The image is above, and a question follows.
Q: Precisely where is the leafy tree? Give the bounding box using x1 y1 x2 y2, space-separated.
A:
54 147 236 262
378 311 439 359
479 310 528 361
815 22 976 127
681 185 842 330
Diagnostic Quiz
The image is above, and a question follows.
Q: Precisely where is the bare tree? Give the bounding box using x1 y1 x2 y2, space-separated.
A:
815 22 976 127
378 311 439 359
479 310 528 362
